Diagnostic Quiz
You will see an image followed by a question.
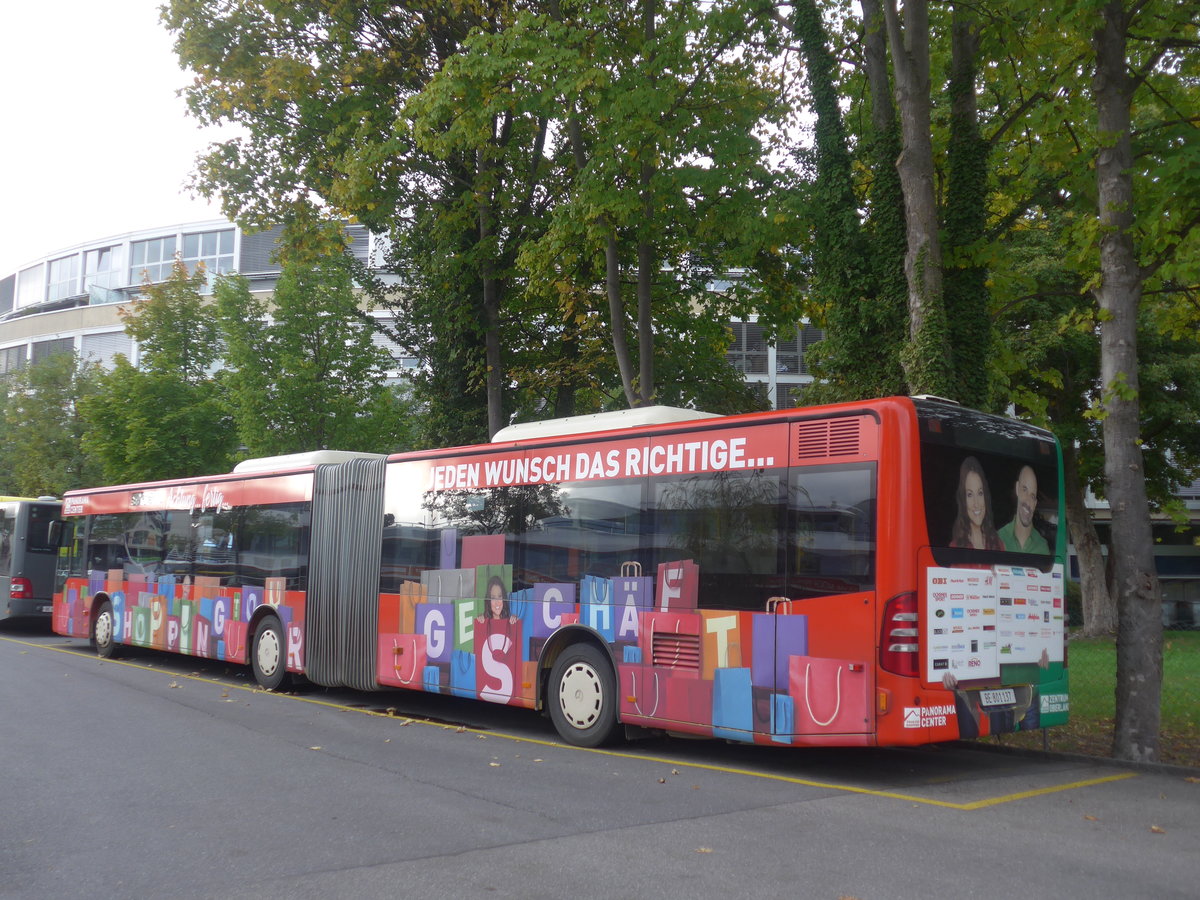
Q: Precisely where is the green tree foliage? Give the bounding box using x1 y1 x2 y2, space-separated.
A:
214 255 416 456
0 353 104 497
166 0 795 432
164 0 530 441
78 261 237 483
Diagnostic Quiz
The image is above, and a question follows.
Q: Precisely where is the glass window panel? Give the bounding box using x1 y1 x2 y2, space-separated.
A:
787 464 876 598
650 469 787 609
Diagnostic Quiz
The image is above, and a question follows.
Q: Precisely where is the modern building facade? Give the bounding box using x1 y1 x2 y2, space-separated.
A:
0 220 380 375
0 219 820 400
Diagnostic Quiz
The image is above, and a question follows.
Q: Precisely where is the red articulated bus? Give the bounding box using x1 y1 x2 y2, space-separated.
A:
54 397 1068 747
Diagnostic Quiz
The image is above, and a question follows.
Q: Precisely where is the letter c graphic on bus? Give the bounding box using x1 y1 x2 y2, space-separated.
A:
540 587 563 630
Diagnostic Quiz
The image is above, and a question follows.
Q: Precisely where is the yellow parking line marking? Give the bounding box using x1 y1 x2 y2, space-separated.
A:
7 635 1139 808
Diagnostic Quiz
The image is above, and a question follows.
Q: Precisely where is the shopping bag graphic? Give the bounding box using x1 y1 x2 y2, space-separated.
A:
787 656 870 734
450 648 477 698
531 583 576 638
751 613 808 689
415 602 453 664
712 667 754 741
223 619 248 663
619 664 662 722
771 692 795 744
656 560 699 612
663 671 714 729
580 574 616 641
474 617 522 704
377 633 428 688
614 562 654 642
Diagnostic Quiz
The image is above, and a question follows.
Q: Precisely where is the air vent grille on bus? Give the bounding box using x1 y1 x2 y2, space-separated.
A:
652 632 701 670
795 418 862 459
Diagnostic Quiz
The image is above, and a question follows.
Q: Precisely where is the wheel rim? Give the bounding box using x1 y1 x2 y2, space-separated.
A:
557 661 603 730
257 627 281 677
94 609 112 648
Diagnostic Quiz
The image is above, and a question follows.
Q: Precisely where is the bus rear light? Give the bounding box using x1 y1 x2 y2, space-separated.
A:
10 577 33 600
880 592 919 677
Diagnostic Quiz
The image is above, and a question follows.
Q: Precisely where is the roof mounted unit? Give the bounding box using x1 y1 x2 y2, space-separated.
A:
492 406 719 443
233 450 386 474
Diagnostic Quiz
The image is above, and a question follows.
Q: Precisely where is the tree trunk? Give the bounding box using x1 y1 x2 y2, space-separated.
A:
566 114 637 407
881 0 953 396
1062 442 1116 636
1092 1 1162 762
477 147 504 439
943 4 991 410
635 0 657 408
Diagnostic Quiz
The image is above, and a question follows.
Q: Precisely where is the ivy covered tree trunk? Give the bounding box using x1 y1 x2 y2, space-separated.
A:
942 4 992 410
1092 0 1162 762
790 0 880 400
882 0 954 397
860 0 909 396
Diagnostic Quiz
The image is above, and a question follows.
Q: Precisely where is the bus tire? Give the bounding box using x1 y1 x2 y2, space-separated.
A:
548 643 618 748
251 616 289 691
90 600 119 659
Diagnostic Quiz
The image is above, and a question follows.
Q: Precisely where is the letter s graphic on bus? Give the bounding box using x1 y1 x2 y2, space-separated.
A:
480 633 513 703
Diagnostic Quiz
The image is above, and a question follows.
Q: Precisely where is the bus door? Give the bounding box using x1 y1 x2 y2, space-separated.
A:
776 456 878 741
768 592 875 740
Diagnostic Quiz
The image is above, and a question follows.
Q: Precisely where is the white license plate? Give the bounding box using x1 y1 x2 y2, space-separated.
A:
39 605 52 614
980 688 1016 707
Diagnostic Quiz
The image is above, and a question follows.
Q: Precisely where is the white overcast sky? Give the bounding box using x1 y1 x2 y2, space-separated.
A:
0 1 229 276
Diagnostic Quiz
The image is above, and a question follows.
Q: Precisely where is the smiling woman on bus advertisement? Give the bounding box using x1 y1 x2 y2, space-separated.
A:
949 457 1004 551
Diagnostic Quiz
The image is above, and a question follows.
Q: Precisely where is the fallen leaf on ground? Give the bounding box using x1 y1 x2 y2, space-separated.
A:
1084 815 1099 822
1150 825 1166 834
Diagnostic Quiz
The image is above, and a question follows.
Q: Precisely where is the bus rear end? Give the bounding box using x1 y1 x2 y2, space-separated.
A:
876 400 1068 745
1 498 63 622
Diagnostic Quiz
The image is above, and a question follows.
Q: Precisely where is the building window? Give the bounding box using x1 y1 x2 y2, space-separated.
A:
726 321 768 375
130 236 177 284
16 264 44 308
0 345 27 375
85 245 126 295
32 338 74 363
47 255 82 302
799 325 824 375
182 229 234 287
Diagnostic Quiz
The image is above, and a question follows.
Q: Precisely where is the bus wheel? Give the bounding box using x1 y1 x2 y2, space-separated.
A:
548 643 618 748
251 616 289 691
90 600 118 659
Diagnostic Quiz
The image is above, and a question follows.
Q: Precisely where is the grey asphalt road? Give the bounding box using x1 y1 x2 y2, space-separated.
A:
2 625 1196 900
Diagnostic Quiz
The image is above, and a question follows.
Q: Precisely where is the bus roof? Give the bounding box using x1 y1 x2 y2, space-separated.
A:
492 406 719 443
232 450 386 474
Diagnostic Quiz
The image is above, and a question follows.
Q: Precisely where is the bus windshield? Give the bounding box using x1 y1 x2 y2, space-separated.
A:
916 401 1060 559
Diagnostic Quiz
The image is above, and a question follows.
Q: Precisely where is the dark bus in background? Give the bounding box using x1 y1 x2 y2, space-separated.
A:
1 496 62 622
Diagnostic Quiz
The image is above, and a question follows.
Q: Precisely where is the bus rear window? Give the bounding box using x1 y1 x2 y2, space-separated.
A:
26 504 60 552
917 404 1059 556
